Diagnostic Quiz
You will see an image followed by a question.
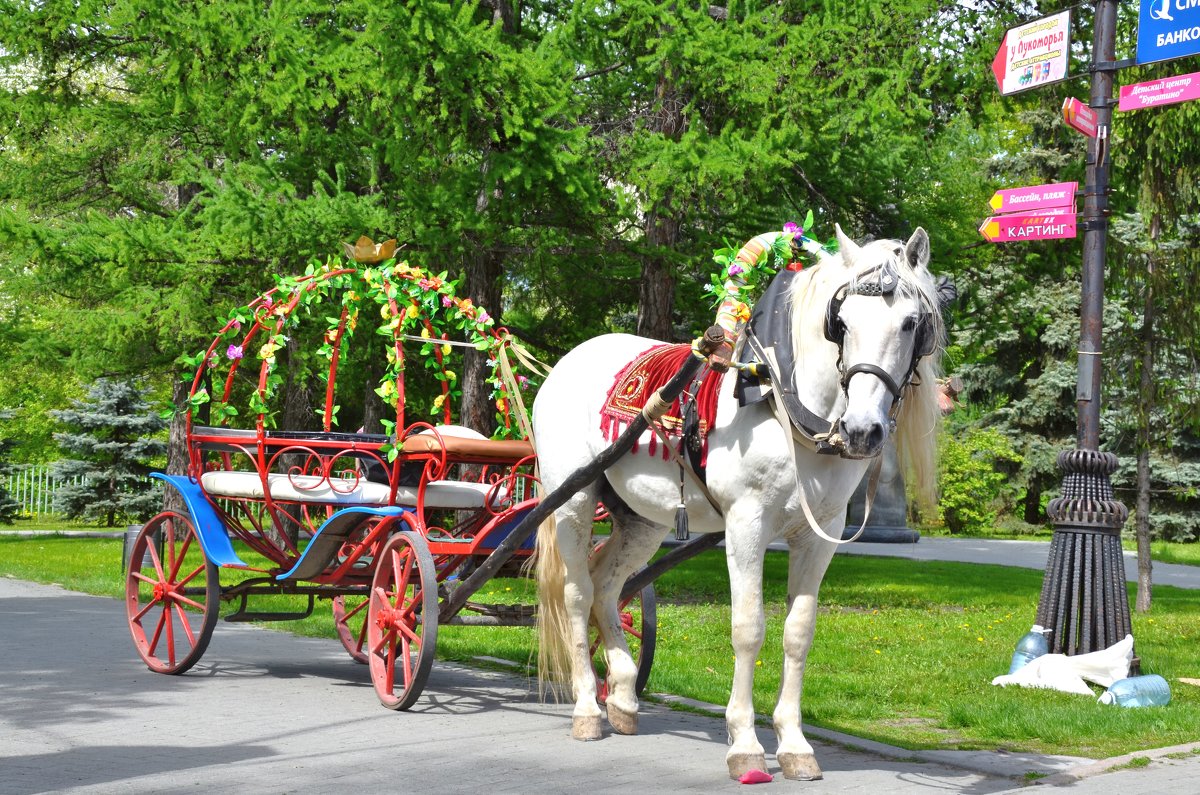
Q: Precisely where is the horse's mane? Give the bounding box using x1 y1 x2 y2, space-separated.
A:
786 239 944 514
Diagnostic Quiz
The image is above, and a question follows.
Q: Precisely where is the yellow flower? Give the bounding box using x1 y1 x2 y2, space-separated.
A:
420 327 431 339
405 304 420 320
444 369 456 382
380 303 392 320
441 344 451 356
432 394 446 411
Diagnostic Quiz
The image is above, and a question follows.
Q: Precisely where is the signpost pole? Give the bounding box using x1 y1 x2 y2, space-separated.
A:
1034 0 1134 662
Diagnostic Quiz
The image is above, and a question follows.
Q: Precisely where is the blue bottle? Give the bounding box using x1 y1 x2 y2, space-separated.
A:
1099 675 1172 707
1008 625 1049 674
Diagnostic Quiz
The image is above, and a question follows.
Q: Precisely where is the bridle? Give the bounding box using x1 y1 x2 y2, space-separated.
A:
821 259 935 449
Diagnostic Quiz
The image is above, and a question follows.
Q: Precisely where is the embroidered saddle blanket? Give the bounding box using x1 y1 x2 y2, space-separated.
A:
600 343 723 467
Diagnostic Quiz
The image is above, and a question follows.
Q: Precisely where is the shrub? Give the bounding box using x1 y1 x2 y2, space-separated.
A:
938 427 1023 534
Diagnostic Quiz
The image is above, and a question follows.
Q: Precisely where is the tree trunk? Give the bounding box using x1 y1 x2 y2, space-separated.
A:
1134 246 1158 612
162 377 189 515
636 69 684 342
462 246 503 435
361 355 385 434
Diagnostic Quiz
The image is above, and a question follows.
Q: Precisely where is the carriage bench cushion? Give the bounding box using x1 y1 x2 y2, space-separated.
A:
199 471 504 510
399 434 534 464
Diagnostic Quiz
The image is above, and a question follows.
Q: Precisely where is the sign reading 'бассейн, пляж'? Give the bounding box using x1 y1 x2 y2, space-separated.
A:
1138 0 1200 64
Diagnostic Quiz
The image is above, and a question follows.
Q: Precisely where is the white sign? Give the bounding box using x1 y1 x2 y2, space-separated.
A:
992 11 1072 96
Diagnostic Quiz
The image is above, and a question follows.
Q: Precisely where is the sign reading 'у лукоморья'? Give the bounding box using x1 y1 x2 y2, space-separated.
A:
992 10 1072 95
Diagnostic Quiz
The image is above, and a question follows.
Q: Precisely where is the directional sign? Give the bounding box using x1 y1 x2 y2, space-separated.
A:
988 182 1078 215
1119 70 1200 110
992 11 1072 95
1137 0 1200 65
979 212 1077 243
1062 97 1099 137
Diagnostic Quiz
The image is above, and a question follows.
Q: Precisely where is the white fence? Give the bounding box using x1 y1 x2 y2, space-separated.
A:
3 465 88 517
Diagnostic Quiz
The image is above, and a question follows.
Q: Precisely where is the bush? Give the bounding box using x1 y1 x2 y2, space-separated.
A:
938 427 1022 534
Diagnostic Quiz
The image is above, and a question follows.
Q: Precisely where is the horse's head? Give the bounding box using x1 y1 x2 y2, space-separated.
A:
820 225 943 460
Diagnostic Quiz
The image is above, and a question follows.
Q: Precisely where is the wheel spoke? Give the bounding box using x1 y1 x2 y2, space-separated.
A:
172 602 198 646
174 561 205 590
171 591 206 612
147 605 167 652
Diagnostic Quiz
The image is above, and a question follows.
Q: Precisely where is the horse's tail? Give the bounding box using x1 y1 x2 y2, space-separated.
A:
534 512 572 700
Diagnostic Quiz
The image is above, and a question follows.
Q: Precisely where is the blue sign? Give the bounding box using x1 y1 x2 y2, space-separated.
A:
1138 0 1200 65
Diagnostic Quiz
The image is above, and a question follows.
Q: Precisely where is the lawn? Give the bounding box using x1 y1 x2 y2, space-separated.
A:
2 534 1197 759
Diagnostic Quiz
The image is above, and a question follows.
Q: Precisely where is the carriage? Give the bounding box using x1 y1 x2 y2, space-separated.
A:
128 224 946 782
123 240 656 710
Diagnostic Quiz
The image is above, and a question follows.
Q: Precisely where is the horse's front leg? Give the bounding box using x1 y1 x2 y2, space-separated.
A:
724 519 769 780
773 530 838 780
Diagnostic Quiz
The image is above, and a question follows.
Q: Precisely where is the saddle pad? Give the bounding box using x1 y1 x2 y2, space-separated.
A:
600 343 723 465
200 471 504 510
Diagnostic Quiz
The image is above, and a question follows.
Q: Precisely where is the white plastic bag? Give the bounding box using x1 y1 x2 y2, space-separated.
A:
991 634 1133 696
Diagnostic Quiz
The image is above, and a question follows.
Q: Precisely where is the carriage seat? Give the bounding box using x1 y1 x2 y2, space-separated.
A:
199 471 505 510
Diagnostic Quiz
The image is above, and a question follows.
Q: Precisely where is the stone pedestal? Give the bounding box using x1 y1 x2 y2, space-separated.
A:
843 441 920 543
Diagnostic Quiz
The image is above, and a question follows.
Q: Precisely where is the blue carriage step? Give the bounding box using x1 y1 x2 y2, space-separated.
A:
275 506 410 582
151 473 251 569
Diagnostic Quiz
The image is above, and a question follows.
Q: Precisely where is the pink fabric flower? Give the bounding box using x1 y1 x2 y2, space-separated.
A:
727 262 746 277
441 295 453 307
226 344 244 360
783 221 804 239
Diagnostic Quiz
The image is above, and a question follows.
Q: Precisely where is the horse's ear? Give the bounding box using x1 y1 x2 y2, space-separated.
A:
905 227 931 272
835 224 860 267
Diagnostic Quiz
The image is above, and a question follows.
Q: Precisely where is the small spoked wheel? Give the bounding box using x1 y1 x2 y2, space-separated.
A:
590 583 658 701
332 594 370 664
367 526 438 710
125 511 219 675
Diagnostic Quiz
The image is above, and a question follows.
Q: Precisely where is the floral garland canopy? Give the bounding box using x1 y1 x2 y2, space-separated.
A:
181 240 539 449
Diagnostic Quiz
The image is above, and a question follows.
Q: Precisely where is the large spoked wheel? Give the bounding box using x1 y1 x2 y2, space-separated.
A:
367 527 438 710
591 583 658 701
332 594 370 664
125 511 219 675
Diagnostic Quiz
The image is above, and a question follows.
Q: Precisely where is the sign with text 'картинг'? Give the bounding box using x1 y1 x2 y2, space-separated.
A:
979 213 1077 243
992 11 1071 95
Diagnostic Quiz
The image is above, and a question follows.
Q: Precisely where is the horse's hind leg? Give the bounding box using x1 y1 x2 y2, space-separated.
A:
588 506 664 736
552 487 608 741
773 532 837 781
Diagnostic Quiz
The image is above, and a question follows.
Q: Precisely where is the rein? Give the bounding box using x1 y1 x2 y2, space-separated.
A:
737 261 932 546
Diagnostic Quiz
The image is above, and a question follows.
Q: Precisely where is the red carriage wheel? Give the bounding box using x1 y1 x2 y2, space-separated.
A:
332 594 369 664
125 511 219 675
590 583 658 701
367 527 438 710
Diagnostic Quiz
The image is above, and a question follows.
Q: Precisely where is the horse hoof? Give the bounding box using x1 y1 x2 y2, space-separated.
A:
607 705 638 735
572 714 603 741
726 752 769 780
778 752 823 781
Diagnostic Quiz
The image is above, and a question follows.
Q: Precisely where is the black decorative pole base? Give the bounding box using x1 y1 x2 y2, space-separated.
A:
1036 450 1133 662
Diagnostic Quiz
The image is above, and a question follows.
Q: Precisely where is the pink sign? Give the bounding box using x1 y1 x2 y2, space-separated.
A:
979 213 1077 243
1062 97 1098 137
1119 71 1200 112
988 182 1077 215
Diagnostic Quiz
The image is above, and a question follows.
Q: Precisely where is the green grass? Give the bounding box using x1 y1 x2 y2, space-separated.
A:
2 535 1198 759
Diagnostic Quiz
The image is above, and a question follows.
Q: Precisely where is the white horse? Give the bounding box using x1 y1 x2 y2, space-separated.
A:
532 226 944 780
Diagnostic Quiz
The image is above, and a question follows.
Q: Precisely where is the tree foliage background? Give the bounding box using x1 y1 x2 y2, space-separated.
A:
1 0 1197 540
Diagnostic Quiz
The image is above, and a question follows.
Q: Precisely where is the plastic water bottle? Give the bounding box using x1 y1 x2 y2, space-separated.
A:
1008 625 1049 674
1099 675 1172 707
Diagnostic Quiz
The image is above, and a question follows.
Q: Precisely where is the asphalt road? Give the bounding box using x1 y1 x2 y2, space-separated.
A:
3 575 1199 794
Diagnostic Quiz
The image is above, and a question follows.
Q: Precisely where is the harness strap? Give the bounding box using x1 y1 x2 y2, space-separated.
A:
645 418 724 516
745 331 842 455
761 375 884 545
842 362 902 399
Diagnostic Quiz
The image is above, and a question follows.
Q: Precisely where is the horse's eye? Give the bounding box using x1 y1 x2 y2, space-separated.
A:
901 315 917 332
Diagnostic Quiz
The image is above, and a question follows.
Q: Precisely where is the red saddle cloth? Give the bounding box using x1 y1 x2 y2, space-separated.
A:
600 343 724 467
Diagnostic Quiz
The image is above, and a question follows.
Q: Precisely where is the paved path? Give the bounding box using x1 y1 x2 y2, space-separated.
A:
2 576 1199 794
834 536 1200 590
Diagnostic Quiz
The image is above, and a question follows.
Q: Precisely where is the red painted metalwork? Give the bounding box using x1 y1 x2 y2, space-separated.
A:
124 253 601 713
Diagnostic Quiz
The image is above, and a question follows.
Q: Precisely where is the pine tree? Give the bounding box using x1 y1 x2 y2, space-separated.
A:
0 435 20 524
50 379 166 527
